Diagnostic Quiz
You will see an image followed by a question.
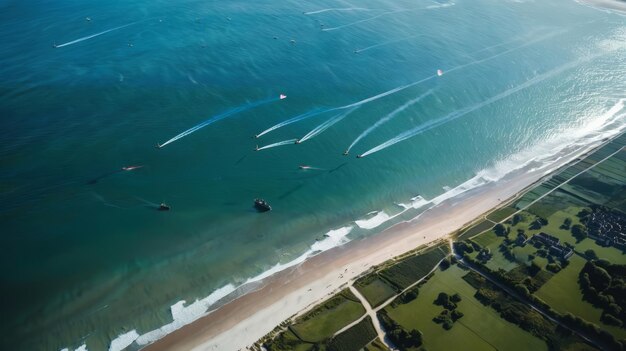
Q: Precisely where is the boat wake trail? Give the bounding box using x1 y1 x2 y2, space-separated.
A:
55 21 141 48
299 107 359 143
304 7 377 15
255 108 332 138
359 56 599 158
257 139 298 151
346 89 433 154
355 34 424 53
445 30 563 75
256 31 562 139
159 96 281 148
322 2 454 32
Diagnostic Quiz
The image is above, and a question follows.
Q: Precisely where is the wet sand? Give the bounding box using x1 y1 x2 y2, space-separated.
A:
143 156 575 351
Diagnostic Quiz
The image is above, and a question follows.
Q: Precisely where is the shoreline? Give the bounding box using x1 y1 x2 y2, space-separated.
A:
142 134 618 351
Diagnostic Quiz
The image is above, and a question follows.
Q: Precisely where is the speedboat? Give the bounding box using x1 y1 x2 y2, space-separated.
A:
158 203 170 211
254 198 272 212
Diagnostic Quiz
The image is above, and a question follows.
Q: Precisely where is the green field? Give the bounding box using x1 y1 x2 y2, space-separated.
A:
384 265 547 351
486 206 517 222
354 275 398 308
378 245 448 290
290 291 365 343
327 316 377 351
535 255 626 340
457 219 495 240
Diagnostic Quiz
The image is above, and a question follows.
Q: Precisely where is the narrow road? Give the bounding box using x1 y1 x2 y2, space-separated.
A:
334 250 449 350
334 286 388 343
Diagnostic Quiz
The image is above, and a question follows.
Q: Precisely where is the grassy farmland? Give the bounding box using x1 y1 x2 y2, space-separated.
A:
384 265 547 351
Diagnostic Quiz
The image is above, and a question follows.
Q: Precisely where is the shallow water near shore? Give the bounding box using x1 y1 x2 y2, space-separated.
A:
1 0 625 349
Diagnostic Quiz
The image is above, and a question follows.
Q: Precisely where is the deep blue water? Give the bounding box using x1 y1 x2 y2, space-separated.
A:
1 0 625 349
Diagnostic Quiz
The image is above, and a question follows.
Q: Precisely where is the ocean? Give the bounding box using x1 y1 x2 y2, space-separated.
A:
0 0 625 349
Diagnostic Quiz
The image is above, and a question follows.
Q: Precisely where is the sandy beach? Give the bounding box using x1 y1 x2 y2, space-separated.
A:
142 141 601 351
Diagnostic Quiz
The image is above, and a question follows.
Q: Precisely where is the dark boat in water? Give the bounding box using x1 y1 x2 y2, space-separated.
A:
158 203 170 211
254 198 271 212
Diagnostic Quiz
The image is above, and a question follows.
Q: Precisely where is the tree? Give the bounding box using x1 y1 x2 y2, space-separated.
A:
512 213 523 226
434 292 449 306
529 260 542 276
408 329 423 346
440 258 451 270
494 223 507 237
561 217 572 230
451 309 464 321
450 293 462 303
585 249 598 260
571 224 587 242
577 208 591 219
546 263 561 273
401 290 418 304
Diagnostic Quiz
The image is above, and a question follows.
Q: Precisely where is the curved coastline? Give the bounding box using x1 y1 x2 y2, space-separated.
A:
141 125 626 350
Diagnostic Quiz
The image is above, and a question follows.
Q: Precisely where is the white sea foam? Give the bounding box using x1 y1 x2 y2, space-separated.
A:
134 284 237 345
108 330 139 351
355 211 391 229
129 226 353 348
397 195 430 209
311 226 353 251
430 98 626 206
102 98 625 351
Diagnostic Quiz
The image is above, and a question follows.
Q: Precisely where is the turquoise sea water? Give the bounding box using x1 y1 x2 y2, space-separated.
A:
1 0 625 349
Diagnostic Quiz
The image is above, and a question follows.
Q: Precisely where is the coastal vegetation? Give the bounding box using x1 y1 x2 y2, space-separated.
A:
384 265 547 351
289 289 364 343
354 244 448 307
326 316 378 351
262 289 366 350
258 135 626 351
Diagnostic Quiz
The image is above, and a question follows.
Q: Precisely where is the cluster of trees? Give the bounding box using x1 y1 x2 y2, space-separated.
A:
399 287 419 304
454 240 481 256
579 260 626 328
529 217 548 230
560 313 624 351
511 213 524 226
434 292 462 310
561 217 572 230
377 311 422 348
571 223 587 242
432 292 464 329
494 223 511 237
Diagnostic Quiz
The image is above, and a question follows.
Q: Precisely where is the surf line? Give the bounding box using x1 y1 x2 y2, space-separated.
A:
345 89 433 155
357 55 601 158
54 21 142 48
158 95 285 148
256 30 562 139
